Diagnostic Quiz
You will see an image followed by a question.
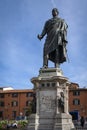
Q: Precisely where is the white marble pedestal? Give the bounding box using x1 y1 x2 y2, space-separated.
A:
27 68 75 130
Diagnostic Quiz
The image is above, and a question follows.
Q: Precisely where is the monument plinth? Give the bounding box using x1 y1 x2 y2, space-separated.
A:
27 68 75 130
27 8 75 130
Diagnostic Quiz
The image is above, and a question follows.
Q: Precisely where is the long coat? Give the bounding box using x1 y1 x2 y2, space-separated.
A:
41 16 68 63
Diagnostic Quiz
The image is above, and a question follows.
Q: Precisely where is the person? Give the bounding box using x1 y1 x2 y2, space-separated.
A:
6 120 11 129
37 8 68 68
80 116 85 128
58 92 64 113
12 121 18 128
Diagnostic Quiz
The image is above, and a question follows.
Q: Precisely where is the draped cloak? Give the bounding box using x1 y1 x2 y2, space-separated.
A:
41 17 68 63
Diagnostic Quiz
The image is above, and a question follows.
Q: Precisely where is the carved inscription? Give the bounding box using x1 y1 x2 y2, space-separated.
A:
40 91 56 112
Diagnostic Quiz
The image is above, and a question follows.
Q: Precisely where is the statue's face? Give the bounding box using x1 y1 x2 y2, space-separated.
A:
52 9 58 17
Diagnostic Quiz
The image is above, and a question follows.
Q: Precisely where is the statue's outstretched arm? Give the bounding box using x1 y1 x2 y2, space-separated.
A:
37 22 47 40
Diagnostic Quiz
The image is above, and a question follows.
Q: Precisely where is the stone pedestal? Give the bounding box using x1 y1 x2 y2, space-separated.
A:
27 68 75 130
54 113 74 130
27 114 39 130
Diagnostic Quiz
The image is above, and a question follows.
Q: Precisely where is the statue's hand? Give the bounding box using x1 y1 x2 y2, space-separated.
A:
37 34 42 40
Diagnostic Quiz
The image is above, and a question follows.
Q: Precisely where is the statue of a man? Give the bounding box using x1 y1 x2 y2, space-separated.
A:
38 8 68 68
58 92 64 113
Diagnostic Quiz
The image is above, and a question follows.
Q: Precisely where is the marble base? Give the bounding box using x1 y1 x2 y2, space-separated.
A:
27 68 75 130
54 113 75 130
27 114 39 130
39 67 63 78
27 113 75 130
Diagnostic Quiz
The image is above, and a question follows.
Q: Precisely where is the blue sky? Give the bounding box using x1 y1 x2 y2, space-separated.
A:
0 0 87 89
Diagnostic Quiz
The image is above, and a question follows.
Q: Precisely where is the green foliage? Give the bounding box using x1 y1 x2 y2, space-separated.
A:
25 105 33 117
18 120 28 128
0 120 7 129
0 119 28 129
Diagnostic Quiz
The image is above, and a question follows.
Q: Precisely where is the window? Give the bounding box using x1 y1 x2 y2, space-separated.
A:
0 101 4 107
0 94 4 98
12 93 18 97
73 91 80 96
12 111 16 119
0 111 3 119
26 101 31 106
26 92 33 97
73 99 80 105
11 101 18 107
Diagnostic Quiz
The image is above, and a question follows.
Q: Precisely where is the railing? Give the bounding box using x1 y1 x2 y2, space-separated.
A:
74 122 87 130
76 126 87 130
73 121 87 130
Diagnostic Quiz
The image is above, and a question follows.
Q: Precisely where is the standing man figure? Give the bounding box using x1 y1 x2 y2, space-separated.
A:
80 116 85 128
38 8 68 68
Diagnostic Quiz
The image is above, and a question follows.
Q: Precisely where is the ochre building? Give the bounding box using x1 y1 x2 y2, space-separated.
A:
1 83 87 120
69 83 87 118
0 87 33 120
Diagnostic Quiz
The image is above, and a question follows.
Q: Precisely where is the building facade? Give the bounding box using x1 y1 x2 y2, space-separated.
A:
0 88 34 120
1 83 87 120
69 83 87 119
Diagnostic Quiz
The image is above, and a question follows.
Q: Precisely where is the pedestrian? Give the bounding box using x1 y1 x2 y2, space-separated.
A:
80 116 85 128
12 121 18 128
6 120 11 129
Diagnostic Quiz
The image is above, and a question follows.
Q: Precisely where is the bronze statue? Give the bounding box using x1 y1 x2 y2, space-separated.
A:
38 8 68 68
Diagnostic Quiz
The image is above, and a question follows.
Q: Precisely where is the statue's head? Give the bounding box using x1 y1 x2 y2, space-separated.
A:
52 8 59 17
